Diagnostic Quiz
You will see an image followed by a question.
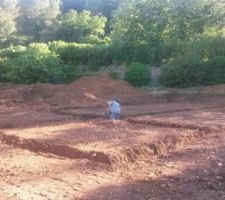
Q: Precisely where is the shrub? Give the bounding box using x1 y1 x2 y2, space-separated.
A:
201 56 225 85
124 63 150 87
5 44 60 83
160 55 225 87
2 43 65 84
0 45 27 59
160 54 203 87
110 70 121 80
160 35 225 88
49 41 113 69
0 46 27 82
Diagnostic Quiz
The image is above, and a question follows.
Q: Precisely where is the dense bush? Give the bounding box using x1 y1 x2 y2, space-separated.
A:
124 63 150 87
110 70 121 80
0 46 27 82
160 54 204 87
56 10 106 43
161 56 225 88
49 41 113 69
201 56 225 85
0 45 27 59
160 35 225 87
0 43 72 84
0 35 224 86
0 42 115 84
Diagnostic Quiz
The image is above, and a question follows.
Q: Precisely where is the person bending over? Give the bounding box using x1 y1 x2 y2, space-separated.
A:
107 100 121 120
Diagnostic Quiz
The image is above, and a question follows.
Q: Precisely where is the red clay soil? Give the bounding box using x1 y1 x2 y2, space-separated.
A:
1 76 225 199
1 75 225 109
1 124 225 199
0 76 147 108
0 120 199 165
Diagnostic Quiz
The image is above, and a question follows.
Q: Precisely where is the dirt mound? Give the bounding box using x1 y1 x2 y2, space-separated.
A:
0 83 65 105
69 75 137 97
59 75 145 106
0 75 147 107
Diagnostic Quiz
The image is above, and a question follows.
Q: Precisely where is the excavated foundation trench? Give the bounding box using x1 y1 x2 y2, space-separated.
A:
53 104 224 119
0 132 112 164
0 107 222 166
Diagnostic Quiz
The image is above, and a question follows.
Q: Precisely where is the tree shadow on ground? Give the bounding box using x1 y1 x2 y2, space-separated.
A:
80 176 225 200
80 134 225 200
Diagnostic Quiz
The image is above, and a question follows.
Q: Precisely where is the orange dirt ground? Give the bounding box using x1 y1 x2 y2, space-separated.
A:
0 76 225 200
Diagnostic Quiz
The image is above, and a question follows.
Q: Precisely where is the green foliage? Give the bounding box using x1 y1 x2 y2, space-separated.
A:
200 57 225 85
110 70 121 80
0 0 224 87
124 63 150 87
161 55 225 88
17 0 61 42
0 43 75 83
0 45 27 82
111 0 225 65
85 0 121 34
0 45 27 59
49 41 113 69
56 10 107 43
160 54 204 88
0 0 19 42
0 41 114 84
160 34 225 87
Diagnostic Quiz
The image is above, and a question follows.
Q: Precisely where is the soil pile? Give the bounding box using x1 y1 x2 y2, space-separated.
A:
69 76 136 97
50 75 146 106
0 83 64 106
0 76 148 107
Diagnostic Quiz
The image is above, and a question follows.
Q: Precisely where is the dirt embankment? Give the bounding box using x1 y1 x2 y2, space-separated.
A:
2 75 225 108
0 76 149 107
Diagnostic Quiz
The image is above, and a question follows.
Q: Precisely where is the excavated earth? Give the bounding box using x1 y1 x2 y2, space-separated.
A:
0 76 225 200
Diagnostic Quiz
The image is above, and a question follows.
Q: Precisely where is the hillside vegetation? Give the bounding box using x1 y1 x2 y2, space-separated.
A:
0 0 225 87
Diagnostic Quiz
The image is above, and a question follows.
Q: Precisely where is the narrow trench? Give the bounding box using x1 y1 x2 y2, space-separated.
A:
0 132 112 165
0 107 222 166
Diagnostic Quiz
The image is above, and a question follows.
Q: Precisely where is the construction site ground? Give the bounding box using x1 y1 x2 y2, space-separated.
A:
0 76 225 200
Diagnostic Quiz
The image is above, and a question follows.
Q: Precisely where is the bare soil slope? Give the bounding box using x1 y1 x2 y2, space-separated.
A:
0 76 147 108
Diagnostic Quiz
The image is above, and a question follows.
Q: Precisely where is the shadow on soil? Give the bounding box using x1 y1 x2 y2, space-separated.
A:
0 122 221 166
0 106 224 166
80 173 225 200
80 137 225 200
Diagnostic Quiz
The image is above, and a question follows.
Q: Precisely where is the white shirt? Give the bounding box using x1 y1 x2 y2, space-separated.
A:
108 101 121 114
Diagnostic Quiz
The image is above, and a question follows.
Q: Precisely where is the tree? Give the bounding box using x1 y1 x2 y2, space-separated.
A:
85 0 121 34
18 0 61 42
111 0 225 64
111 0 170 64
166 0 216 40
56 10 106 43
0 0 19 43
61 0 85 12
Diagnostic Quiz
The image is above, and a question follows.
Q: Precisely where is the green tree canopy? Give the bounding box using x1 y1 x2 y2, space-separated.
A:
56 10 107 43
0 0 19 42
18 0 61 42
111 0 225 64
